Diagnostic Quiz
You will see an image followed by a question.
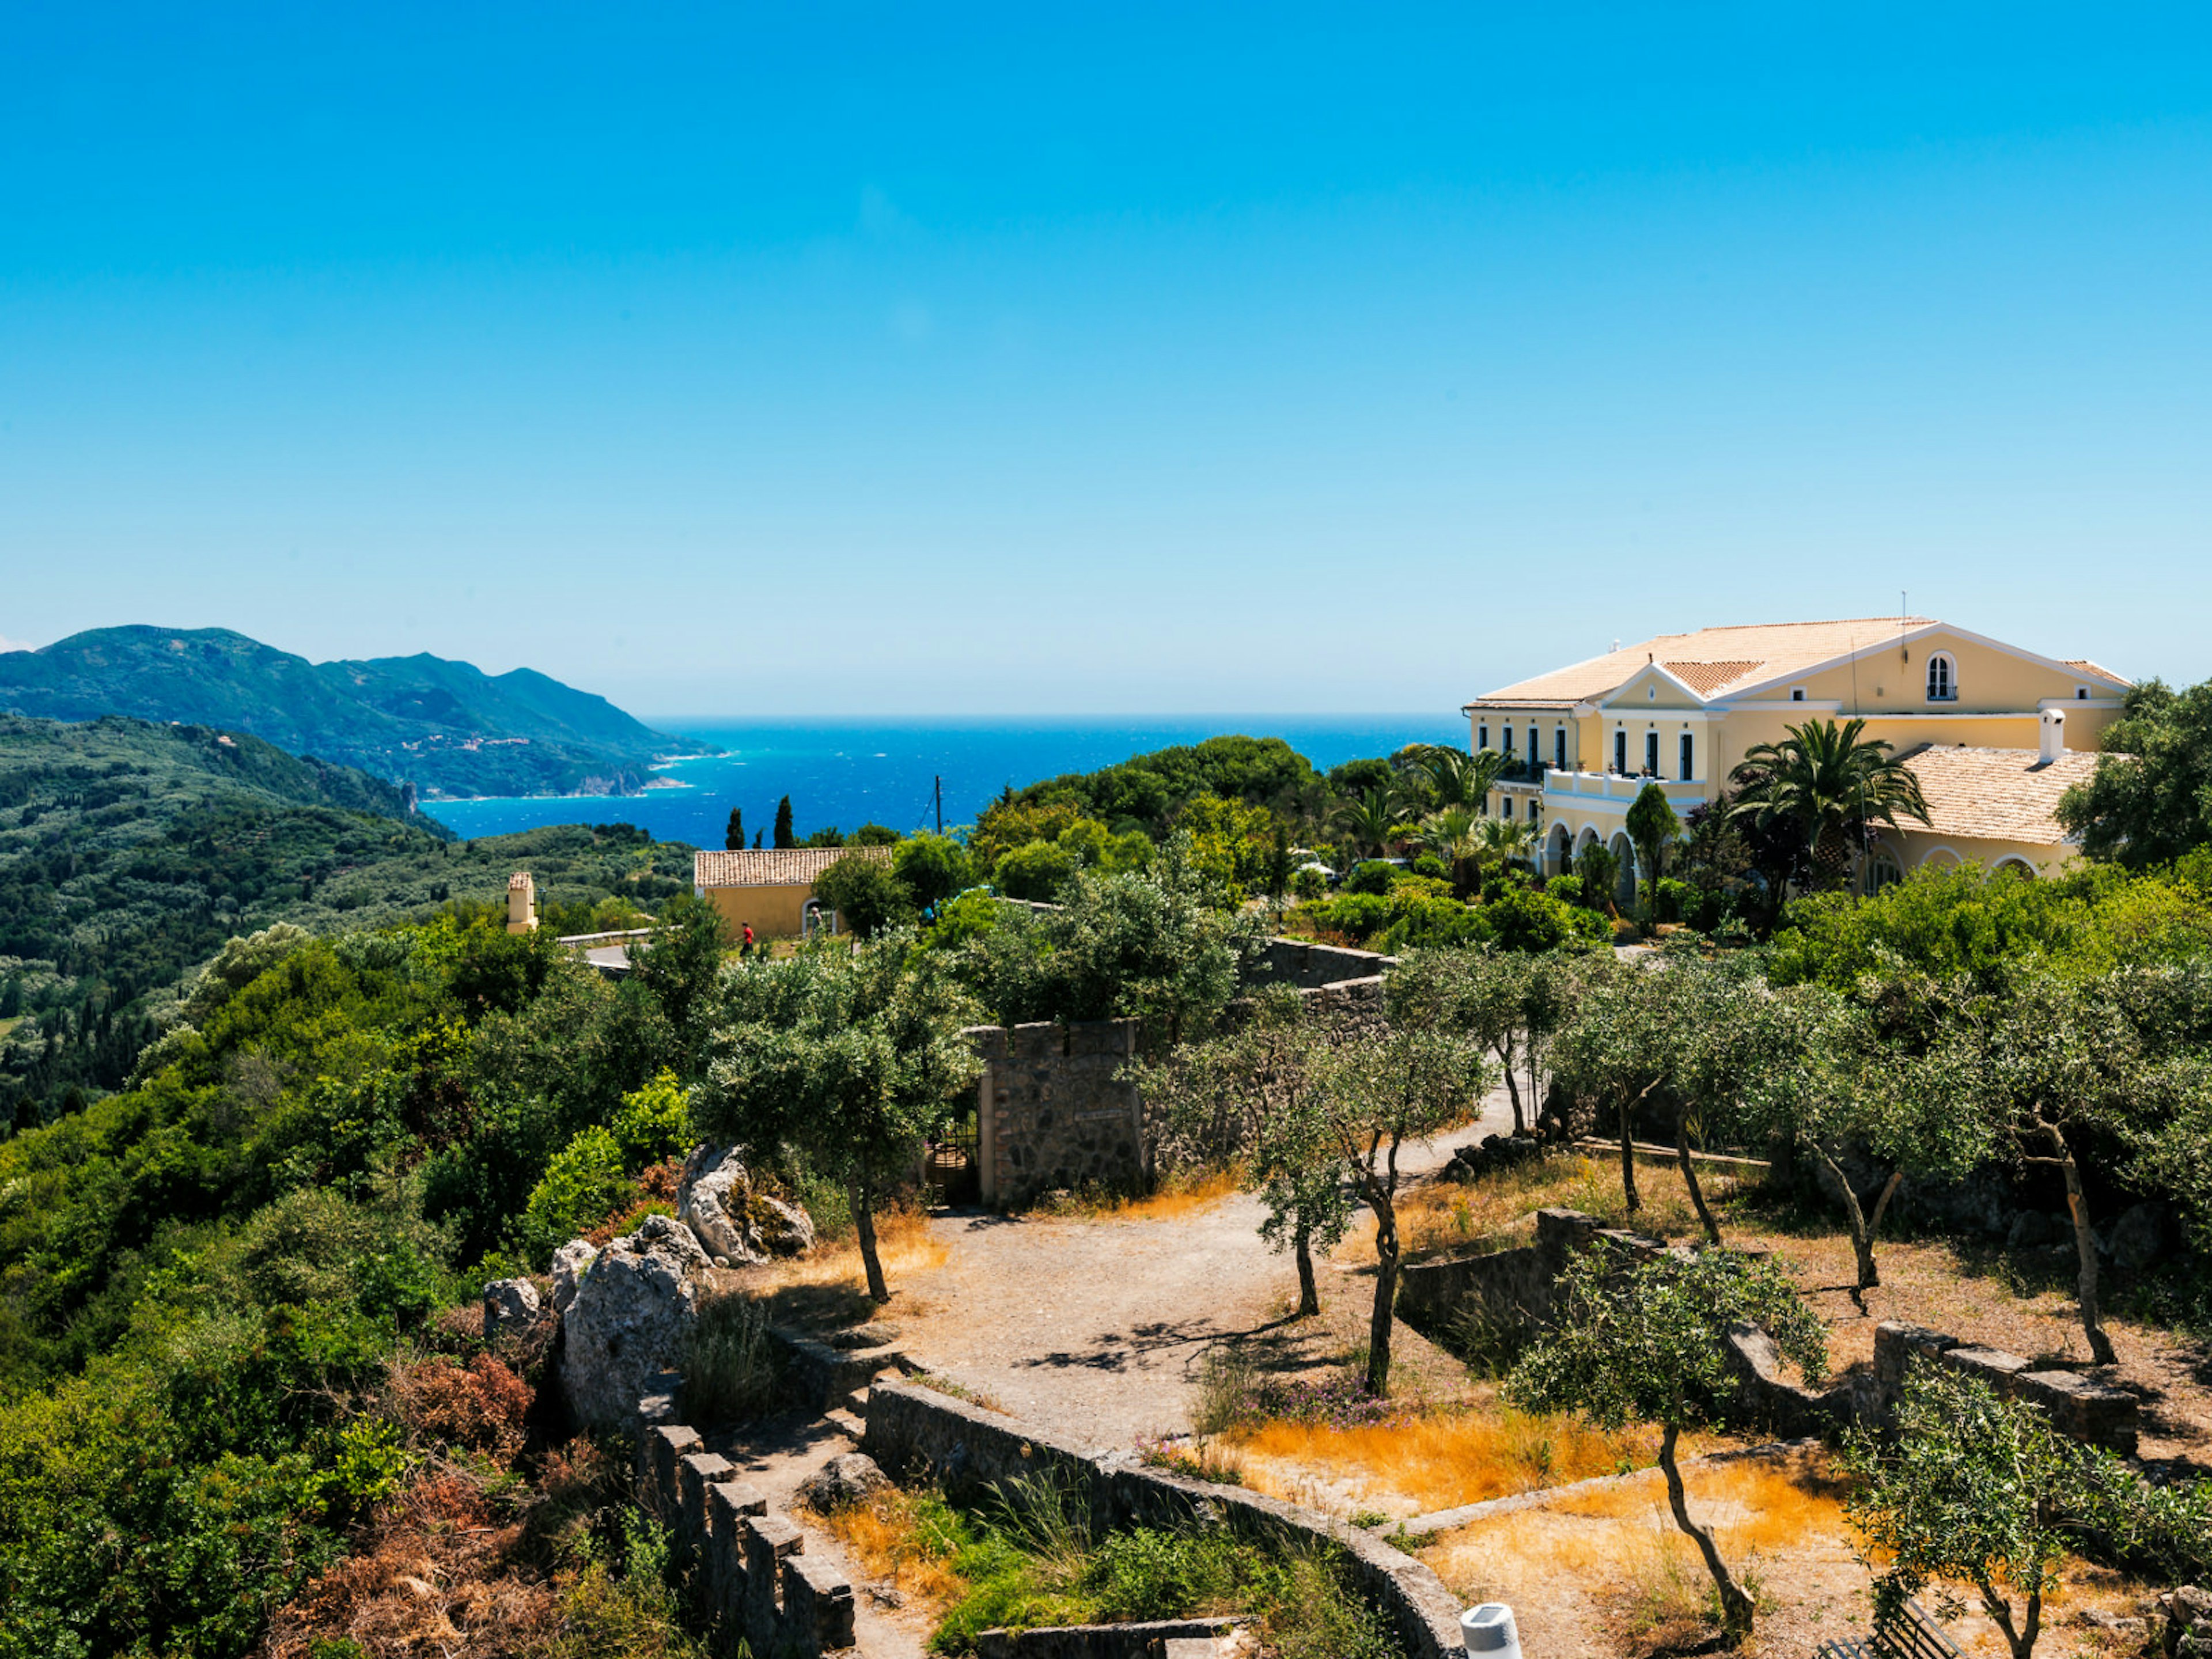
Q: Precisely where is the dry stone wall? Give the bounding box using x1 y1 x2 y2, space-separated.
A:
863 1376 1468 1659
1396 1209 2142 1453
635 1397 859 1656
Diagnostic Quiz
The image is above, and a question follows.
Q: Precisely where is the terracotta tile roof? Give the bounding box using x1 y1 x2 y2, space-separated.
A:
693 846 892 888
1661 659 1766 695
2062 659 2131 687
1471 618 1934 706
1894 744 2100 846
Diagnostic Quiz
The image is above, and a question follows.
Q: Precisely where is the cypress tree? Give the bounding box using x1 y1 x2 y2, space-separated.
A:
773 796 795 849
725 806 745 851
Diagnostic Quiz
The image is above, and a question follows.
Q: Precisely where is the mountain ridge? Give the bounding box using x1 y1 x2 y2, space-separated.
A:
0 625 708 800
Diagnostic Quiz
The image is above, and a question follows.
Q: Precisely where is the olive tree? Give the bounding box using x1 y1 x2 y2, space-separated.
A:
694 934 982 1301
1744 980 1986 1306
1547 956 1768 1238
1132 993 1352 1317
1388 947 1578 1138
1508 1247 1828 1637
1312 1026 1490 1394
1841 1361 2073 1659
1909 969 2137 1364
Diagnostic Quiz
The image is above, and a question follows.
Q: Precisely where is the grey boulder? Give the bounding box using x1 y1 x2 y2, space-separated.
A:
559 1214 714 1431
483 1276 542 1345
798 1452 891 1513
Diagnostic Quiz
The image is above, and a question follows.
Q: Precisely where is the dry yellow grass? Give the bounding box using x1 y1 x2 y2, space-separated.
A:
1419 1454 1863 1657
1024 1168 1243 1223
728 1209 952 1329
1226 1403 1697 1517
1337 1152 1757 1263
820 1490 967 1615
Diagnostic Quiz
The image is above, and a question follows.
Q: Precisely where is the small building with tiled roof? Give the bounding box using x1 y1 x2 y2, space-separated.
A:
1460 617 2128 899
693 844 893 940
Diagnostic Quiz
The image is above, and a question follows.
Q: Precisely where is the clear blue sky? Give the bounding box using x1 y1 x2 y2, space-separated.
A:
4 4 2210 717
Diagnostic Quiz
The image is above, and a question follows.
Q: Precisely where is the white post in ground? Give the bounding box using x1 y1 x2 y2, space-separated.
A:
1463 1603 1523 1658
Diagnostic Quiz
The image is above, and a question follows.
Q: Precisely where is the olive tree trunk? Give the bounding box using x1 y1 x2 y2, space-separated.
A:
1660 1422 1755 1635
2032 1120 2115 1366
1619 1099 1641 1214
1980 1574 2043 1659
849 1175 890 1304
1816 1147 1903 1311
1293 1220 1320 1317
1366 1191 1400 1396
1675 1113 1722 1245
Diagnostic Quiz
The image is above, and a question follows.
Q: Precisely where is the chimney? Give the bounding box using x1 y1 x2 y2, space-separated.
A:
2037 708 2065 767
507 872 539 933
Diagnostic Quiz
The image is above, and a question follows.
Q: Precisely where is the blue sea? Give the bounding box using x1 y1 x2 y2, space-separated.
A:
420 715 1465 846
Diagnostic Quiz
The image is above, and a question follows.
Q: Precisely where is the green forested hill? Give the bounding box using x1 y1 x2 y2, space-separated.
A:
0 715 698 1130
0 625 707 799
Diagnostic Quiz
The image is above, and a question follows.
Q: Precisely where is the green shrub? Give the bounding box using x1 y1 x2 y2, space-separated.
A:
1544 874 1585 907
1290 866 1327 902
813 853 915 938
1408 852 1449 881
1345 861 1398 896
610 1069 691 1174
994 840 1081 902
1653 877 1694 925
518 1126 629 1266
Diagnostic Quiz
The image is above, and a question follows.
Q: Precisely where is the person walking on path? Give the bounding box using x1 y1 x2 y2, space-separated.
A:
742 922 755 956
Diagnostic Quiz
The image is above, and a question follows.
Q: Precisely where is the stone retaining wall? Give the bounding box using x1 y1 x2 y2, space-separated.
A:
635 1400 859 1656
1873 1321 2139 1455
1247 938 1398 991
863 1376 1468 1659
1395 1209 2141 1455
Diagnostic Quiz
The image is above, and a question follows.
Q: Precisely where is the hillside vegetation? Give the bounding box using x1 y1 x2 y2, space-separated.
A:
0 715 697 1131
0 626 706 799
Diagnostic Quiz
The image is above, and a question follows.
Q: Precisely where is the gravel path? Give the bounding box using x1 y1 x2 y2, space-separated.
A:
884 1086 1516 1446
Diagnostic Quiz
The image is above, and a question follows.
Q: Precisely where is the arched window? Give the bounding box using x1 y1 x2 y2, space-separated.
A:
1867 851 1903 894
1926 652 1957 702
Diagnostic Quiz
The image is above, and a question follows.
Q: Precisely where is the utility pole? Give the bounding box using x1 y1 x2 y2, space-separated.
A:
934 775 942 836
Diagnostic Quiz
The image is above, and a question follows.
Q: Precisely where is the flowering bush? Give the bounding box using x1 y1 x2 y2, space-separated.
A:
1232 1372 1409 1431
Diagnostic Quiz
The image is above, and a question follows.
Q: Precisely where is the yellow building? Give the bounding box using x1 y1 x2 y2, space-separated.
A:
1462 617 2129 900
692 846 893 940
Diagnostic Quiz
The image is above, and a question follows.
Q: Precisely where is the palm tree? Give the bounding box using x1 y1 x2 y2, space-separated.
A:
1417 805 1482 890
1726 719 1931 890
1411 745 1509 809
1575 839 1623 917
1474 815 1539 872
1331 789 1406 862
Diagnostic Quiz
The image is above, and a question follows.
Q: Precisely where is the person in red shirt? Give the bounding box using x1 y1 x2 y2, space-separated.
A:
741 922 755 956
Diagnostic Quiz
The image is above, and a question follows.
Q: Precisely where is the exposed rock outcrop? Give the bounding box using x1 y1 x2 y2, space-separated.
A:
560 1215 714 1431
677 1145 815 1264
551 1238 599 1317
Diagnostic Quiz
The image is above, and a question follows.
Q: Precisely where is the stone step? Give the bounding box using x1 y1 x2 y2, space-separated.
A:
824 1406 867 1442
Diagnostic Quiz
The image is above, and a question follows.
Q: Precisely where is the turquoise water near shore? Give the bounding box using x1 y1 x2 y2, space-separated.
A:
422 715 1464 846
